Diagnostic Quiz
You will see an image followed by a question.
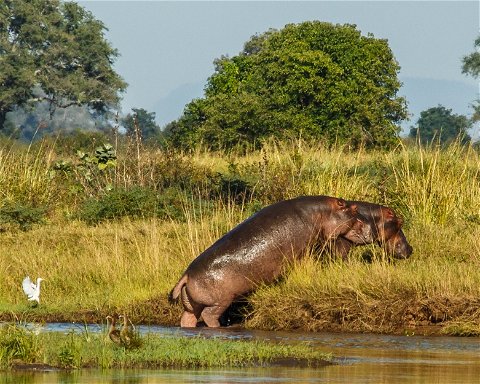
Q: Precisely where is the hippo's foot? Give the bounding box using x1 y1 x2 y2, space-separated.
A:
201 305 228 327
180 311 198 327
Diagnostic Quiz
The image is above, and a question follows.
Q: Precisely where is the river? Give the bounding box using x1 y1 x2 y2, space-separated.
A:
2 323 479 383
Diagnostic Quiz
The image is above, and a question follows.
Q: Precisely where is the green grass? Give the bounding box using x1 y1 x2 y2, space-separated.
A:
441 321 480 337
0 323 331 369
0 137 479 334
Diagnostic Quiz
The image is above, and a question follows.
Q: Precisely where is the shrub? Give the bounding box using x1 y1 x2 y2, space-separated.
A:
0 201 47 231
77 186 158 225
76 186 188 225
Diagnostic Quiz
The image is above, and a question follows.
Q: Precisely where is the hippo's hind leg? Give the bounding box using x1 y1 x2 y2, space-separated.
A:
201 305 229 328
180 285 203 327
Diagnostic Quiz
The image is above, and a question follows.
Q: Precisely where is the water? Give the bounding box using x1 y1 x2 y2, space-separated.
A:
2 323 479 383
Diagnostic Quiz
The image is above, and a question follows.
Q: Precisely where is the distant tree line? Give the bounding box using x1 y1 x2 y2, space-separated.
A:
407 36 480 146
1 0 479 149
409 105 471 146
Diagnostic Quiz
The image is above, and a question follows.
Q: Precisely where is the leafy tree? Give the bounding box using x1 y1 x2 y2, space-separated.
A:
122 108 160 140
409 105 472 145
462 36 480 121
167 21 407 150
0 0 127 130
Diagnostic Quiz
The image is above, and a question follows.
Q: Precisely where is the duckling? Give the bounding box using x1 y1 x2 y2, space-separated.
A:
119 314 133 346
119 314 142 349
106 315 121 345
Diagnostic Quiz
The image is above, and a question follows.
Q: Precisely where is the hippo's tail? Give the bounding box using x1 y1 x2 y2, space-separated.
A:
168 274 188 303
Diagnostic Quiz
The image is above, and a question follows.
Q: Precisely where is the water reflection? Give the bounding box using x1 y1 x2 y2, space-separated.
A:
2 367 333 384
3 363 480 384
2 323 479 383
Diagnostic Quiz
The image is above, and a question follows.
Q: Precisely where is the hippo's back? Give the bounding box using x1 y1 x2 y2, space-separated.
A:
185 197 332 287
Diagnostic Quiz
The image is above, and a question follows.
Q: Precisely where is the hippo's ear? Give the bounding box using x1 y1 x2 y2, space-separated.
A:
337 199 352 212
349 203 358 214
385 208 395 219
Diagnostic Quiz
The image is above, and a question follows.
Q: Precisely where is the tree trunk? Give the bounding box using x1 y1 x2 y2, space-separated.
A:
0 109 9 131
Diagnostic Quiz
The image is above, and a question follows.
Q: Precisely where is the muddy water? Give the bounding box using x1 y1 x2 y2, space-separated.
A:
2 323 479 383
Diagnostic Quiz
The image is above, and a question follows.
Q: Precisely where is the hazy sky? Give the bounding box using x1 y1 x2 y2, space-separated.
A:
79 1 479 134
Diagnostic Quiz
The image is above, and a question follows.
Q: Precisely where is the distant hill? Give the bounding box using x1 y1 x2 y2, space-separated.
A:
152 82 205 128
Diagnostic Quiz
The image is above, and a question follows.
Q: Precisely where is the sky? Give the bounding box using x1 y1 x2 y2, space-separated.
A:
79 1 480 136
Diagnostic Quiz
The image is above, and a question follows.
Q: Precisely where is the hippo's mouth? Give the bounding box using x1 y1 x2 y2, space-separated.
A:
345 232 373 244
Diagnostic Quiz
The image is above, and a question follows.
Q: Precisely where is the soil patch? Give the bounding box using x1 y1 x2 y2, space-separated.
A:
11 362 64 371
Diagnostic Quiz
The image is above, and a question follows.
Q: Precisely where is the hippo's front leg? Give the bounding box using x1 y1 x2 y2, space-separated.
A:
180 311 198 327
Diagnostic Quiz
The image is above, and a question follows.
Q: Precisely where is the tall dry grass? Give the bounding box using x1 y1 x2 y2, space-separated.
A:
0 138 479 333
0 141 57 206
383 142 480 225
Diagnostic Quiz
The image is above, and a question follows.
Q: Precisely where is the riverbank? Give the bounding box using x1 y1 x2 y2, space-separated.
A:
0 139 479 337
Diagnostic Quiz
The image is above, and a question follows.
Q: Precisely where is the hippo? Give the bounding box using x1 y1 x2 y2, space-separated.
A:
169 195 373 328
331 201 413 260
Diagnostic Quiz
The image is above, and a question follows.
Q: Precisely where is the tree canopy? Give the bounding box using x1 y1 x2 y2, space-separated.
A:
122 108 160 140
462 36 480 121
0 0 127 130
166 21 407 150
409 105 472 145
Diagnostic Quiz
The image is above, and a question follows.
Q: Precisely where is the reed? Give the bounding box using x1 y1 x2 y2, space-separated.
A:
383 141 480 225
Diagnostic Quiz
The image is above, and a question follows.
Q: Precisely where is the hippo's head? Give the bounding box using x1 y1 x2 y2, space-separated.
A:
374 207 413 259
383 228 413 259
374 207 402 240
325 198 373 243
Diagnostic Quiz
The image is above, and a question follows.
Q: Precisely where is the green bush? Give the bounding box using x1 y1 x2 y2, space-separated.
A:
39 130 113 156
57 331 82 369
76 186 188 225
155 187 187 221
209 161 256 203
0 202 47 231
77 187 158 225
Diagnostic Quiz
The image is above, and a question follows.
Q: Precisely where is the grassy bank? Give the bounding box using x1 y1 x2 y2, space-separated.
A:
0 323 331 369
0 137 479 335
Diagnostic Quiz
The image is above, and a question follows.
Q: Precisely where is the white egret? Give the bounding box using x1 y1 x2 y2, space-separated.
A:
22 276 44 304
